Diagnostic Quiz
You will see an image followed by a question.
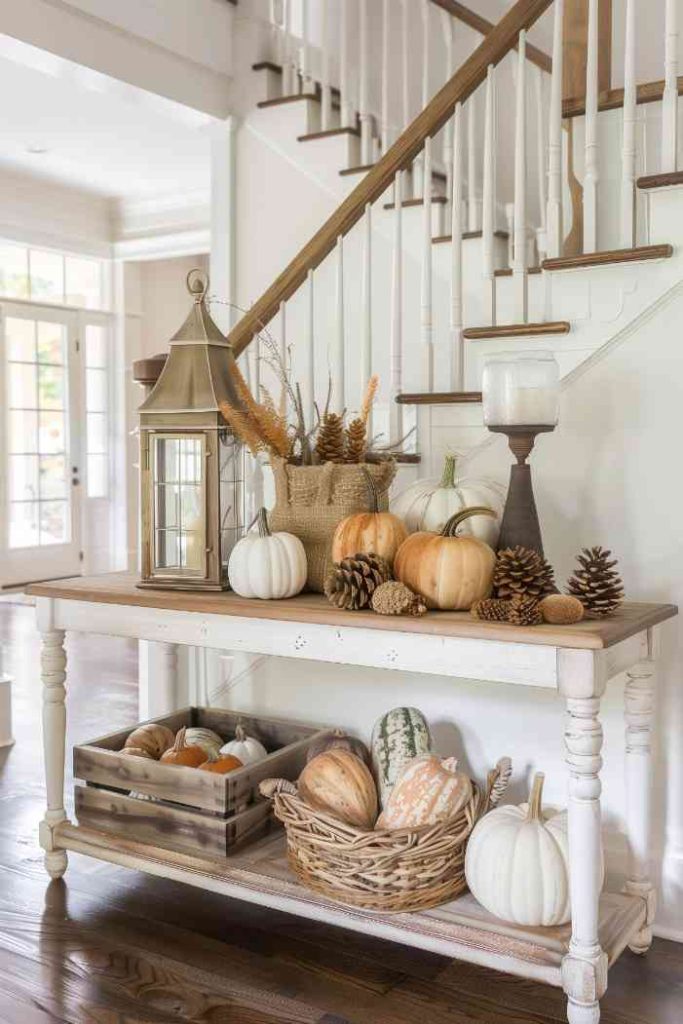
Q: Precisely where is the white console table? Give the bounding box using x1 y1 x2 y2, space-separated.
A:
28 572 677 1024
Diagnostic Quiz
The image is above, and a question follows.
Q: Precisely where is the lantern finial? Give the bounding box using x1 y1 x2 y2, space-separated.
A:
186 268 209 303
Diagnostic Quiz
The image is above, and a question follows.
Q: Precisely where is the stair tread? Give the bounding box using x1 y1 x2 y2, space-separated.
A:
252 62 341 99
299 126 360 142
385 196 448 210
637 171 683 190
434 229 510 244
494 266 543 277
397 392 482 405
463 321 570 340
341 164 447 181
542 245 673 271
258 93 319 109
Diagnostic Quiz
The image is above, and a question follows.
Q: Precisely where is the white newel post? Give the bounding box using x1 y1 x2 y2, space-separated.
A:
39 611 68 880
624 630 657 955
560 651 608 1024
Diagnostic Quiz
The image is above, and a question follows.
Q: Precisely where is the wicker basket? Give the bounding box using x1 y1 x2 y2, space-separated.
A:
260 757 511 914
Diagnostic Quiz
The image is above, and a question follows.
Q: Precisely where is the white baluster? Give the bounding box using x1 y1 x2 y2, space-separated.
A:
583 0 599 253
621 0 637 248
534 65 547 261
250 334 264 512
305 271 315 426
271 0 284 83
381 0 391 155
662 0 679 172
467 92 479 231
422 137 434 390
513 30 528 322
334 235 345 412
402 0 410 131
359 0 372 163
361 203 372 429
278 299 289 418
301 0 312 92
340 0 353 128
450 102 464 390
390 170 404 443
442 11 456 206
482 65 496 324
547 0 564 258
320 0 332 130
282 0 294 95
415 0 431 199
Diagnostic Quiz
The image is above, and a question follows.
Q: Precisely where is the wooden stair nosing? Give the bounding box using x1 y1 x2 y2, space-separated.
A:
542 245 673 272
252 62 342 99
637 171 683 191
341 164 447 182
463 321 570 340
433 229 509 244
384 196 448 210
494 266 543 277
396 391 482 405
258 93 319 109
298 125 360 142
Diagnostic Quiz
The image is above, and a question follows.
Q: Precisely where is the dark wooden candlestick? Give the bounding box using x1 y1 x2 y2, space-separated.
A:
488 424 555 556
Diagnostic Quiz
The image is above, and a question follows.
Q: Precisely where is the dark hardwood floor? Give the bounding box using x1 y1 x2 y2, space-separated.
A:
0 601 681 1023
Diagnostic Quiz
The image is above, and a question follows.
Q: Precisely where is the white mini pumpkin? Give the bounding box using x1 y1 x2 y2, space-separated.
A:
228 508 307 599
392 454 504 547
465 773 604 927
220 723 268 765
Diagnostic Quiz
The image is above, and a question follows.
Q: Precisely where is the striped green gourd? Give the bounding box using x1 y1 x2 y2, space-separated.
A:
371 707 433 808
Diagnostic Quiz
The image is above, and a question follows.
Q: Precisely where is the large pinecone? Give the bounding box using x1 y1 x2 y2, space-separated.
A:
567 546 624 618
507 595 543 626
316 412 345 463
494 546 555 600
471 598 511 622
325 553 392 611
344 417 367 463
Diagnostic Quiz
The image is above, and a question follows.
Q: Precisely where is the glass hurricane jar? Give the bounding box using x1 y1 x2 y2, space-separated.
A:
482 352 560 427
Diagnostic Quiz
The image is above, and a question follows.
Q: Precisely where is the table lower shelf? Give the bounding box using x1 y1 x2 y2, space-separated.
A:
55 821 645 989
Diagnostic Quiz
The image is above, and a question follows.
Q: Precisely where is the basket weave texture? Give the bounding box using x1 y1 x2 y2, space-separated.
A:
268 458 396 593
260 757 511 914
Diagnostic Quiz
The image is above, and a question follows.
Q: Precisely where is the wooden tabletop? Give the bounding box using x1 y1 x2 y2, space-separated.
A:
27 572 677 651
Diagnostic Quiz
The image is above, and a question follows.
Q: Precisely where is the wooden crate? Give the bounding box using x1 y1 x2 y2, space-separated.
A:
74 707 326 858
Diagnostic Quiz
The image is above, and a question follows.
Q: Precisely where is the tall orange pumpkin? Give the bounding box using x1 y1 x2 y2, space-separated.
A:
331 468 407 569
394 506 497 610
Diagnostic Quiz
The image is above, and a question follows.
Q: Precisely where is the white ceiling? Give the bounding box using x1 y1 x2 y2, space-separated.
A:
0 33 215 201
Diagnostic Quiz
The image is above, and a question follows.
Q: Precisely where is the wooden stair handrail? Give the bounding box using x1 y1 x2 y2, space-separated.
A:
229 0 555 357
431 0 552 74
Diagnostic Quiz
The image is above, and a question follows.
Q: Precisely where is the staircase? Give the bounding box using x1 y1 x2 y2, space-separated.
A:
227 0 682 489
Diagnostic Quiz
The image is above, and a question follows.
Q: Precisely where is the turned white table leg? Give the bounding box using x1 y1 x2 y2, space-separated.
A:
624 632 657 954
39 628 68 879
562 693 608 1024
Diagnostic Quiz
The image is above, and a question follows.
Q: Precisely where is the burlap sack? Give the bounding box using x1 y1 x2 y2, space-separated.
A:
268 458 397 593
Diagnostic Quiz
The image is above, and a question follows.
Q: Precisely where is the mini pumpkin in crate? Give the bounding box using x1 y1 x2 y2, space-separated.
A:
124 723 175 760
160 727 207 768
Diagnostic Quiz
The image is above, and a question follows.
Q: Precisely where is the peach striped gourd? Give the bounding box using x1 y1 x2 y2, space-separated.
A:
377 754 473 830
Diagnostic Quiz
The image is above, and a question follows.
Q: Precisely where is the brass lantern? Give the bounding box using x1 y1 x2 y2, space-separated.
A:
138 269 245 591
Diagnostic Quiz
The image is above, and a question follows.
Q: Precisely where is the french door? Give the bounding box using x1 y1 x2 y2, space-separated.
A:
0 303 83 587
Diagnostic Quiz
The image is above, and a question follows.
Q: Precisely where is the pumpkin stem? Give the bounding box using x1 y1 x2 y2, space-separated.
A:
174 727 187 753
235 723 246 742
362 466 380 513
439 454 457 490
441 505 497 537
526 772 545 823
256 508 271 539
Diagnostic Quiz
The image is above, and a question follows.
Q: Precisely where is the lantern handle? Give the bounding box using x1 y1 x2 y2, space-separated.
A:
186 268 210 302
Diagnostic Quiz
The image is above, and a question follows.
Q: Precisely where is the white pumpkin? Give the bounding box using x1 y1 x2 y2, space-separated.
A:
228 508 307 599
220 723 268 765
465 773 604 927
392 454 504 547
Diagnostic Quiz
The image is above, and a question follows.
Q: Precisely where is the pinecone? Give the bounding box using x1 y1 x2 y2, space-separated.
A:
344 417 367 463
567 546 624 618
493 546 555 600
470 598 511 622
324 553 392 611
371 581 427 617
315 412 345 463
507 595 543 626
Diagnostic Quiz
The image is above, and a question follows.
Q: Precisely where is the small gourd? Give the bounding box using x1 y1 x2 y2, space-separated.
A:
377 754 473 830
220 723 268 765
228 508 307 599
465 772 602 927
331 469 408 570
198 754 243 774
124 723 175 760
120 746 154 760
305 729 371 766
394 507 497 611
184 727 224 760
392 454 504 546
159 727 207 768
371 707 433 808
298 749 378 829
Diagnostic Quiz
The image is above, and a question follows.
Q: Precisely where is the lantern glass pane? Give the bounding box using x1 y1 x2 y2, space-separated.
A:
218 430 244 581
153 434 205 574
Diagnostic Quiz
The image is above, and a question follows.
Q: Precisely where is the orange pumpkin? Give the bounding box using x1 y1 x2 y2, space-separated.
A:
394 506 497 610
160 727 207 768
331 468 407 570
298 749 378 829
198 754 243 774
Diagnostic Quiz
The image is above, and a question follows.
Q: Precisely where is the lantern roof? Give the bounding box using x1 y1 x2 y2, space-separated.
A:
139 269 244 418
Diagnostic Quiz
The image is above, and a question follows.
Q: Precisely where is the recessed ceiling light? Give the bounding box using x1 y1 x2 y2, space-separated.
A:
26 144 49 155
